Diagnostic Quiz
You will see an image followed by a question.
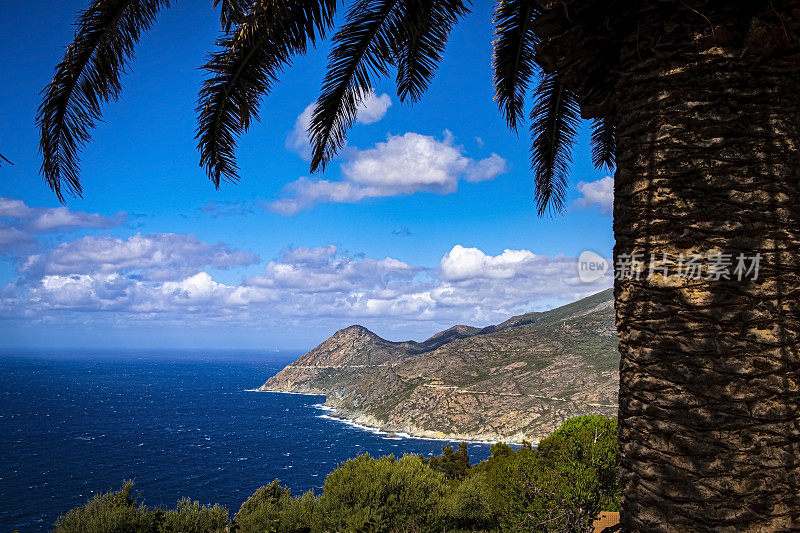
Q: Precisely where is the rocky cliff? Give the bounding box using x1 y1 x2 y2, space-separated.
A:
260 289 619 444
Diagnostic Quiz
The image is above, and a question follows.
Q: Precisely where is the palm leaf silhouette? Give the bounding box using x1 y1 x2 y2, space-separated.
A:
197 0 337 186
529 73 580 215
37 0 171 202
214 0 251 31
39 0 614 215
308 0 406 172
590 116 616 171
393 0 470 103
492 0 539 133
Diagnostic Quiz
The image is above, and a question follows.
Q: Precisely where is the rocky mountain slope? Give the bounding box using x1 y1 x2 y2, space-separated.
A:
260 289 618 444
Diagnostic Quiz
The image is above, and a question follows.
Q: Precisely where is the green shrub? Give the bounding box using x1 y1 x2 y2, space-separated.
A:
275 490 317 532
537 414 620 512
313 454 449 532
158 498 228 533
234 479 316 533
53 481 156 533
478 415 619 532
426 442 471 480
53 481 229 533
438 471 496 531
234 480 290 532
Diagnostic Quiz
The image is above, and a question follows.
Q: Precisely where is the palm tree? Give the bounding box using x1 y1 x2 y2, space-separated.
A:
38 1 800 530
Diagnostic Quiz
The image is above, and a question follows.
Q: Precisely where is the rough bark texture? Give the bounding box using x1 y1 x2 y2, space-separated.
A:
535 1 800 530
612 8 800 532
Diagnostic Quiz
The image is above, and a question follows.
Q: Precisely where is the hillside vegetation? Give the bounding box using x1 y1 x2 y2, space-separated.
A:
262 290 618 443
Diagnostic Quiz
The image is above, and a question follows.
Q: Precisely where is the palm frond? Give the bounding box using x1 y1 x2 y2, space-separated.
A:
393 0 471 103
0 153 13 166
529 73 580 215
309 0 403 172
590 116 615 171
492 0 539 133
37 0 171 202
197 0 337 186
214 0 252 32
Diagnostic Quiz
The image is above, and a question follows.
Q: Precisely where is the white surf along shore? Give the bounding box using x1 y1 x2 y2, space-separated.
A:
248 388 522 445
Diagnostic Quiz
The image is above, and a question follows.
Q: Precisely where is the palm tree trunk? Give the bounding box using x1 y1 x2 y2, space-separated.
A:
614 28 800 531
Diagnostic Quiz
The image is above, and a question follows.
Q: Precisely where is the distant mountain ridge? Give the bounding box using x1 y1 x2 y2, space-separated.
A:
260 289 619 443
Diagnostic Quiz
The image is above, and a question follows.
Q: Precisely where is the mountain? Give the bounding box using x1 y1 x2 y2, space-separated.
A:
260 289 618 444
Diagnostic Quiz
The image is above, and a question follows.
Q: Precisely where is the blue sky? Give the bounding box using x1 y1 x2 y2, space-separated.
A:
0 1 613 350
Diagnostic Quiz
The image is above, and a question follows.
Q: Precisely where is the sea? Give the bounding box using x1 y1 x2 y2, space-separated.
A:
0 350 494 532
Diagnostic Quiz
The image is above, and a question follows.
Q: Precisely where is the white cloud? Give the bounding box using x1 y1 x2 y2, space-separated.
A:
463 153 508 183
9 239 610 332
441 245 540 281
343 131 465 192
1 195 609 332
243 245 419 293
0 197 125 233
573 176 614 215
268 179 374 216
432 246 611 318
356 90 392 124
21 233 260 281
286 103 316 160
0 224 35 253
270 132 507 215
0 197 126 253
0 198 30 218
286 89 392 160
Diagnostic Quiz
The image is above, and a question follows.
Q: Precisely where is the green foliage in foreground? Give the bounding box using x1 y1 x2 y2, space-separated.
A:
52 481 228 533
54 415 619 533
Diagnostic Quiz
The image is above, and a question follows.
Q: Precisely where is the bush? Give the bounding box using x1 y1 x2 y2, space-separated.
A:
275 491 317 532
426 442 471 479
438 471 496 530
158 498 228 533
53 481 229 533
53 481 155 533
478 415 619 532
313 454 450 532
537 414 620 513
233 479 316 533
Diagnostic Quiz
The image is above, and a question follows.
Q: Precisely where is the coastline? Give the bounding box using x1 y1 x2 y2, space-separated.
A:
250 388 528 446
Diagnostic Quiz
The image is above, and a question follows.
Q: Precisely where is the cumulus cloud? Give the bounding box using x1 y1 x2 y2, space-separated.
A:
356 91 393 124
0 197 126 253
9 240 610 333
0 225 35 253
243 245 419 293
270 132 507 215
441 245 541 281
0 197 608 331
20 233 260 281
25 272 257 315
0 197 125 233
432 246 611 319
573 176 614 215
286 89 392 160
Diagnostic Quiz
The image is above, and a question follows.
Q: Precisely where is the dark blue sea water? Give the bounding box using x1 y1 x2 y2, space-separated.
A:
0 351 493 532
